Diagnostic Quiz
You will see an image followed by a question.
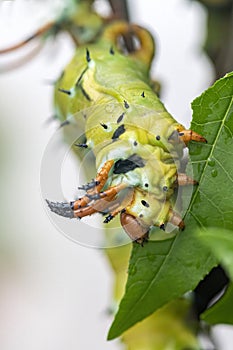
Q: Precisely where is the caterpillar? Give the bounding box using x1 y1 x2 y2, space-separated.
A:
47 21 206 245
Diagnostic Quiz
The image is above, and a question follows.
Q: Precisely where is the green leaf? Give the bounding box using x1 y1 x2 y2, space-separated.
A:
108 231 215 340
108 73 233 340
187 71 233 230
197 228 233 278
202 283 233 325
197 227 233 325
106 246 200 349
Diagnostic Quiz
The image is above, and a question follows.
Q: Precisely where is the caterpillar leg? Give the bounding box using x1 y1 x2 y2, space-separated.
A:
46 159 115 216
177 173 198 186
178 130 207 144
72 159 115 210
46 193 116 220
47 185 119 220
120 212 149 245
103 187 135 223
46 200 75 218
73 180 125 213
78 159 114 193
86 183 127 200
73 195 116 218
168 210 185 230
92 160 115 192
73 183 127 218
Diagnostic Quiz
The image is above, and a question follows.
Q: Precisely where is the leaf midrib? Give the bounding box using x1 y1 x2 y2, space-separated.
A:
119 238 177 324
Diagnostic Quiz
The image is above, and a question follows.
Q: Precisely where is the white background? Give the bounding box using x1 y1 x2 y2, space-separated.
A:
0 0 232 349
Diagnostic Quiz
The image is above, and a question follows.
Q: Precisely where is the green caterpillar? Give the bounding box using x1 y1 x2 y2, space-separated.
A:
47 21 206 244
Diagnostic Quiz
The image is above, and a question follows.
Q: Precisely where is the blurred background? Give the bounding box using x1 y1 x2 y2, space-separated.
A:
0 0 232 349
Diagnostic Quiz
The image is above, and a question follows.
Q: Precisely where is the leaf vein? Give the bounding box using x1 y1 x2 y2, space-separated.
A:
185 95 233 219
123 237 177 320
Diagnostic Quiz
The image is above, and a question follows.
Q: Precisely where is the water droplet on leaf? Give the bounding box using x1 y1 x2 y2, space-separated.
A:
207 158 215 167
211 169 218 177
130 265 137 275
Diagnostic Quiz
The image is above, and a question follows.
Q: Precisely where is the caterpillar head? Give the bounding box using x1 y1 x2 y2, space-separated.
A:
46 157 185 245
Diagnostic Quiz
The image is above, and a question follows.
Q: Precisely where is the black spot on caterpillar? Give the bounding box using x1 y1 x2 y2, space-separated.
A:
100 123 108 129
112 125 126 140
58 88 71 96
124 100 130 109
86 48 91 62
117 113 125 123
80 86 91 101
141 200 150 208
110 46 115 55
113 154 145 174
76 67 88 86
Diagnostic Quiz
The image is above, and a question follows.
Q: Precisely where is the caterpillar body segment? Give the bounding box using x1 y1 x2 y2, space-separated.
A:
48 21 206 243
